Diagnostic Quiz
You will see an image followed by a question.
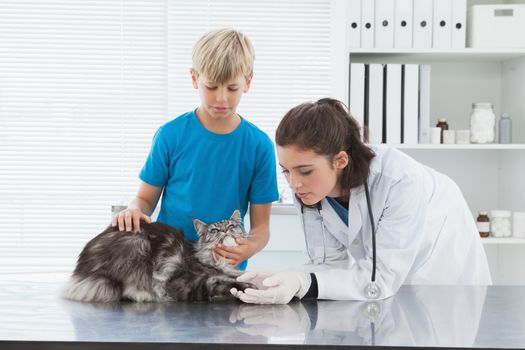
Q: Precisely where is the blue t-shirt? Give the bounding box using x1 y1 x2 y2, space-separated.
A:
139 110 279 264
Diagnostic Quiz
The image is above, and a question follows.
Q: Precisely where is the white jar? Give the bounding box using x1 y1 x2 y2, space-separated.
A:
490 210 512 237
443 130 456 144
456 129 470 144
513 212 525 238
470 102 495 144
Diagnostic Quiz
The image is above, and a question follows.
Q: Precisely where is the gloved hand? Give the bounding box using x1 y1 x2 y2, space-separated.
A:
234 270 275 290
229 302 310 337
230 271 311 304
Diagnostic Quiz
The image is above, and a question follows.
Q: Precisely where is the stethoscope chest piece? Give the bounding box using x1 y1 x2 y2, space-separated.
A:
364 282 381 300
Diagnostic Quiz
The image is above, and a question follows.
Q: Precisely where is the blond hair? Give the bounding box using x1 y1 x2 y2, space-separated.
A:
192 28 255 83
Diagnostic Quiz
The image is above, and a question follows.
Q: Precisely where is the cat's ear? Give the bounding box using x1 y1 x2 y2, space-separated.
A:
230 209 241 223
192 219 207 237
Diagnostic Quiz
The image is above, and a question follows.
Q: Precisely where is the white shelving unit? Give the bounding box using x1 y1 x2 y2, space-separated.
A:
349 43 525 285
349 48 525 62
481 237 525 245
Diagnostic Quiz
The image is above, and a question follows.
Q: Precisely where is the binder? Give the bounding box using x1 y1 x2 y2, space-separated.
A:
418 65 431 144
348 0 361 48
394 0 413 48
451 0 467 48
361 0 375 48
433 0 452 48
367 64 384 144
413 0 433 48
374 0 395 48
385 64 402 144
403 64 419 144
350 63 366 140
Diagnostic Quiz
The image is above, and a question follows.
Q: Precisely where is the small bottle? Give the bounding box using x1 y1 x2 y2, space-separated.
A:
498 113 512 144
436 118 449 144
476 211 490 238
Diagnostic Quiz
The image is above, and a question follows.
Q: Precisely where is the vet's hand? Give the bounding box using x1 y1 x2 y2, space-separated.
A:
213 237 255 267
235 271 274 290
111 208 151 233
230 271 311 304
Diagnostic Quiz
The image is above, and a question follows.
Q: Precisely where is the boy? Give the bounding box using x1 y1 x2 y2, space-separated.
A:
112 28 279 269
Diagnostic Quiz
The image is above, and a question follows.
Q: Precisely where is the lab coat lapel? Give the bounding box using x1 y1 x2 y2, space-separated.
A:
320 198 350 247
347 185 365 244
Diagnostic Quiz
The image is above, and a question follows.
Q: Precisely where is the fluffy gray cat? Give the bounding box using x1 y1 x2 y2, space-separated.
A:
62 210 253 303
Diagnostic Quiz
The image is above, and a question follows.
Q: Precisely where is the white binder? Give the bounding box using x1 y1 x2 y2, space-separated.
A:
361 0 375 48
403 64 419 144
418 65 431 144
451 0 467 48
413 0 433 49
374 0 395 48
350 63 366 139
394 0 413 49
348 0 361 48
385 64 402 144
368 64 384 144
433 0 452 48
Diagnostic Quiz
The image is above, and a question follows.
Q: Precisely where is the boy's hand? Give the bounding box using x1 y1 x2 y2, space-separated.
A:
111 208 151 233
213 237 256 267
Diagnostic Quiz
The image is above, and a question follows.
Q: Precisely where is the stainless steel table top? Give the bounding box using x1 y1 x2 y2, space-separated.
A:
0 281 524 349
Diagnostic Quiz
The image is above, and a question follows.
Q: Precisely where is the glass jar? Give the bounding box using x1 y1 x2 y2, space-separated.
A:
470 103 495 144
490 210 512 238
476 211 490 238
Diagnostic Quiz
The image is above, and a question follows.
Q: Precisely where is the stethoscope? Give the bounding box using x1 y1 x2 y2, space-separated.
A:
299 181 381 300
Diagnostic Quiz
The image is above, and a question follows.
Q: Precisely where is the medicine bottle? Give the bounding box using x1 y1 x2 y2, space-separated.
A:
490 210 512 238
498 113 512 144
436 118 449 144
470 103 495 144
476 211 490 238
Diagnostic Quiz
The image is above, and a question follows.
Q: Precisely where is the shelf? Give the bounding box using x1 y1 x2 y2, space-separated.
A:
350 48 525 63
481 237 525 245
371 144 525 150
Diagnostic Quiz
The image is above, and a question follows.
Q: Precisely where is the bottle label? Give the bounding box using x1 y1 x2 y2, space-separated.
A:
477 222 490 232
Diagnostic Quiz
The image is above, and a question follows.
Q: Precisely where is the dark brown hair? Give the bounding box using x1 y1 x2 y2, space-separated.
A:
275 98 375 194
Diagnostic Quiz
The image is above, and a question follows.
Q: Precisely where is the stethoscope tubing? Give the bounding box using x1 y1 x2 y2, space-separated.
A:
299 180 379 297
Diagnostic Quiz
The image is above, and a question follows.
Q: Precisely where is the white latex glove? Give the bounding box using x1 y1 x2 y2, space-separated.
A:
235 271 275 290
230 271 311 304
229 303 310 338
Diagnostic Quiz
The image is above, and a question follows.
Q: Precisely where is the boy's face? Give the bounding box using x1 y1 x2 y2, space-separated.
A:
191 69 251 121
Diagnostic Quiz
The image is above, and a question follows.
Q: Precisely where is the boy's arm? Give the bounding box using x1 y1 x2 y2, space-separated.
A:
214 203 272 267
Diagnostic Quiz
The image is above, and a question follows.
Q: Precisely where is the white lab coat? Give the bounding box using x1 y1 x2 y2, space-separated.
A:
295 146 492 300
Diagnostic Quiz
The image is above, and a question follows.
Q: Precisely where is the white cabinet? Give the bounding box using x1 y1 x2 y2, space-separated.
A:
348 48 525 285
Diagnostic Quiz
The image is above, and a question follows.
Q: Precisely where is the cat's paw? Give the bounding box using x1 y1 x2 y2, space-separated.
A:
233 281 256 292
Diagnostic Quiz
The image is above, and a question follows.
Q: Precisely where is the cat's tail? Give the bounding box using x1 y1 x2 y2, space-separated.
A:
62 275 122 302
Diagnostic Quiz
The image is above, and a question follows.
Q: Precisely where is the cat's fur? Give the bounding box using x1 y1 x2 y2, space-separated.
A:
62 210 253 303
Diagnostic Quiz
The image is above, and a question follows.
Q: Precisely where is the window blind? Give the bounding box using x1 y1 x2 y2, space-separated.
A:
0 0 341 274
0 0 169 273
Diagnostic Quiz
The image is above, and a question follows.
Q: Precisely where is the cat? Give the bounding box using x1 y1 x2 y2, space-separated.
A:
62 209 253 303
